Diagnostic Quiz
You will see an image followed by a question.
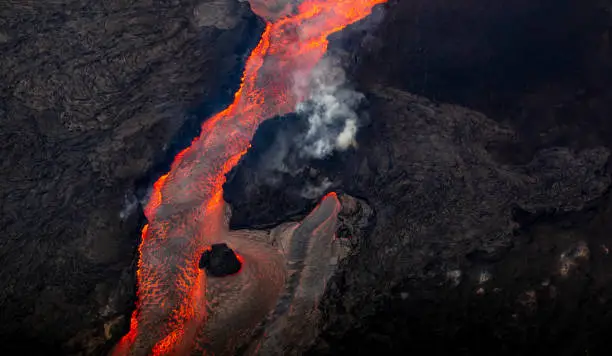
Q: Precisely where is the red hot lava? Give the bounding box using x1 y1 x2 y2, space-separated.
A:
113 0 386 355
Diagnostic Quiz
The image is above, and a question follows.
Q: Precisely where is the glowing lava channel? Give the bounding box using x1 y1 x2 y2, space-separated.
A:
113 0 386 355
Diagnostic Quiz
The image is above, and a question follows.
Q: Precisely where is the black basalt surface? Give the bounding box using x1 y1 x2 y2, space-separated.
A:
311 87 612 355
0 0 263 354
224 0 612 353
226 84 612 354
199 243 242 277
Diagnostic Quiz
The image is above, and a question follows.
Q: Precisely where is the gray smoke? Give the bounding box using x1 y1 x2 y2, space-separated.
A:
119 192 140 220
300 177 333 199
244 3 386 198
247 55 365 199
293 55 364 159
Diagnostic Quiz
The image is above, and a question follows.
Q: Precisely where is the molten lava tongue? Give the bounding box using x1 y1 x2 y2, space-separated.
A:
112 0 387 354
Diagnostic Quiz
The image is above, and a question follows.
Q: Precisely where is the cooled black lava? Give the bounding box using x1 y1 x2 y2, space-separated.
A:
199 243 243 277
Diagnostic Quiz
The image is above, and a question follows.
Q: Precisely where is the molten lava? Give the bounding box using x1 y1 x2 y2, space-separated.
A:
113 0 386 355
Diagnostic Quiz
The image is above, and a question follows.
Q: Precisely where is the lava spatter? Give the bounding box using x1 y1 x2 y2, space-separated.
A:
113 1 386 355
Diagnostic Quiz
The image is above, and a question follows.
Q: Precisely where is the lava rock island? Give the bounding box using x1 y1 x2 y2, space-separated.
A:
199 243 243 277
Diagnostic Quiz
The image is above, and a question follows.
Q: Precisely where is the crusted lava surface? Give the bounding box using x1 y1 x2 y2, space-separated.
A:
224 0 612 355
0 0 263 354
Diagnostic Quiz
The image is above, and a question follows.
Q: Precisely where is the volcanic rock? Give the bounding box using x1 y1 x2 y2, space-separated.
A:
313 0 612 352
226 0 612 353
311 87 611 355
225 86 612 355
199 243 243 277
192 193 360 355
353 0 612 157
0 0 263 354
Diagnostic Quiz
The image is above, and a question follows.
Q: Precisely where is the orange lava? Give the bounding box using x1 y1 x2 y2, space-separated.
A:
113 0 386 355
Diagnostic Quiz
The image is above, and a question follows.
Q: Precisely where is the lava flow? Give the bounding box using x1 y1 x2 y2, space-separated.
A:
112 0 386 355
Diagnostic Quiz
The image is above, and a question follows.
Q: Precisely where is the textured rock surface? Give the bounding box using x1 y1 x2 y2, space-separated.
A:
224 4 612 353
310 87 612 354
199 243 242 276
307 1 612 352
0 0 261 354
354 0 612 158
227 84 612 354
190 194 367 355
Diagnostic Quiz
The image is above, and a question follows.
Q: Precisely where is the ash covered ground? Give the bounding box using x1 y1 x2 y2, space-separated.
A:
2 0 612 355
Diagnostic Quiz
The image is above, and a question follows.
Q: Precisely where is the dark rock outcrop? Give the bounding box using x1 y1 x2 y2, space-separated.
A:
311 87 612 355
224 113 321 228
199 243 242 277
0 0 262 354
225 86 612 355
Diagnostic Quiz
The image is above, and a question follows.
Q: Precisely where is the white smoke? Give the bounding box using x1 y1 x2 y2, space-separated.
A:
247 52 367 199
293 55 364 159
300 177 333 199
119 192 140 220
242 3 384 199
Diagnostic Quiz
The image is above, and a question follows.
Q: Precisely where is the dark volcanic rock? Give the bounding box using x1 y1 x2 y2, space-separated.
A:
311 87 612 355
224 113 316 228
224 112 353 228
353 0 612 159
199 243 242 277
2 0 611 354
304 1 612 352
225 6 612 348
226 86 612 354
0 0 261 354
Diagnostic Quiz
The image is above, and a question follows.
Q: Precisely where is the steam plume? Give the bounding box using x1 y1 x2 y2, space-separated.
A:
301 177 333 199
293 55 364 159
240 1 385 198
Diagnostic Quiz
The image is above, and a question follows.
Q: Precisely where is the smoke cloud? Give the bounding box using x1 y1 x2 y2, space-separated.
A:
300 177 333 199
119 192 140 220
237 1 385 199
246 55 364 199
293 55 364 159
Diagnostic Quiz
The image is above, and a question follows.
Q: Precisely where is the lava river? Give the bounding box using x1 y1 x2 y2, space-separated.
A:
112 0 385 355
